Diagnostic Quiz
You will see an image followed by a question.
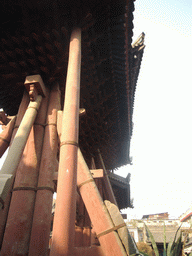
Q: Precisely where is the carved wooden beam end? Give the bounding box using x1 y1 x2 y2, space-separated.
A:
24 74 47 101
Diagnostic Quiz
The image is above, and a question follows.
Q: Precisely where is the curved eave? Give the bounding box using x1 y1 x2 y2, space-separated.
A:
180 212 192 222
131 32 145 120
108 172 132 209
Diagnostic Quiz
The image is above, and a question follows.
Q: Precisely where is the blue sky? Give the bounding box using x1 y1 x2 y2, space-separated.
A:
117 0 192 219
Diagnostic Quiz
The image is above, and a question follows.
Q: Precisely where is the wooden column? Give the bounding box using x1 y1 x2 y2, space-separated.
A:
97 149 118 206
73 246 105 256
1 80 49 255
0 95 43 207
10 91 30 144
50 27 81 256
77 149 126 256
0 91 29 248
83 209 91 247
75 226 84 247
0 74 47 209
28 84 61 256
75 195 84 247
0 116 16 158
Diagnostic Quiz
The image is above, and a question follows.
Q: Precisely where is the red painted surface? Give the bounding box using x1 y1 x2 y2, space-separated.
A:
10 91 30 145
73 245 105 256
75 226 84 247
1 89 49 255
50 27 81 256
180 212 192 222
0 91 29 249
83 209 91 247
75 196 84 247
77 149 126 256
98 150 117 206
29 84 61 256
0 116 16 157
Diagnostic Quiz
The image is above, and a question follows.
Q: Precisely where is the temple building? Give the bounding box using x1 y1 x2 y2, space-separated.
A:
0 0 144 255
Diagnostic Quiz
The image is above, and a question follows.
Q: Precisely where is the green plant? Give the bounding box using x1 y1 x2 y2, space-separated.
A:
167 225 182 256
138 252 152 256
144 223 159 256
163 223 166 256
143 223 183 256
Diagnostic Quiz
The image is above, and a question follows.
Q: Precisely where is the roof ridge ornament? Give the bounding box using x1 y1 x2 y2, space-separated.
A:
132 32 145 49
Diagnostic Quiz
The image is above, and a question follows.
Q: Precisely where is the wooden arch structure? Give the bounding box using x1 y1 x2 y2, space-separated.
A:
0 0 145 255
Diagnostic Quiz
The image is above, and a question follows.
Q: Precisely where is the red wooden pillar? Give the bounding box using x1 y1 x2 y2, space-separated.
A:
1 88 49 256
50 27 81 256
77 149 126 256
83 209 91 247
97 149 117 206
10 91 30 144
75 195 84 247
28 84 61 256
75 226 84 247
0 91 29 248
0 116 16 157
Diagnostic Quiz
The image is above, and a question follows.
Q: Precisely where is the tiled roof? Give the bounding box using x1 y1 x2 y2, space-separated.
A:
146 226 181 243
108 172 132 209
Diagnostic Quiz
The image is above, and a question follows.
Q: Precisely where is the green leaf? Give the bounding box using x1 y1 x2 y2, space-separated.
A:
167 225 181 256
171 234 182 256
138 252 150 256
130 254 145 256
144 223 159 256
167 241 172 256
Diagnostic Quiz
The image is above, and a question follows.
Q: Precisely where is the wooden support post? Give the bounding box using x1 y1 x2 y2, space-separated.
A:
0 116 16 157
0 96 42 206
50 27 81 256
97 149 118 206
75 195 84 247
95 178 104 200
53 169 104 181
1 96 49 255
10 91 30 144
1 76 48 256
0 75 46 208
91 226 100 246
73 245 105 256
0 91 29 248
75 226 84 247
83 208 91 246
83 226 92 247
28 84 61 256
77 149 127 256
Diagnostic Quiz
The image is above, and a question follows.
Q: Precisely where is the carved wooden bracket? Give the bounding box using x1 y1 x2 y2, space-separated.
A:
29 84 38 101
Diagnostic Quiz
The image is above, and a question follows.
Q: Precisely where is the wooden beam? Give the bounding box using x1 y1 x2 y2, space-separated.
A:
97 149 118 206
28 84 61 256
0 91 29 248
0 116 16 157
0 75 46 209
90 169 104 178
77 149 126 256
1 83 49 255
73 245 105 256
